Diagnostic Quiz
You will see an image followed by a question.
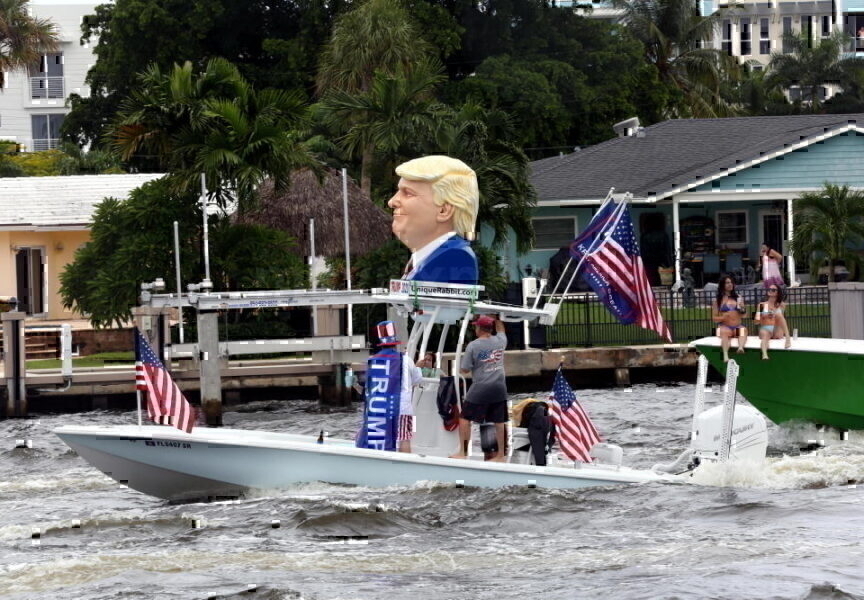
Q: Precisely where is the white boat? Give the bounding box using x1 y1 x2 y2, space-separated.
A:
55 282 767 501
53 424 673 501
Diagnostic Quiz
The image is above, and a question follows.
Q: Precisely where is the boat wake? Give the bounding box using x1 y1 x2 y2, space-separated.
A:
690 449 864 489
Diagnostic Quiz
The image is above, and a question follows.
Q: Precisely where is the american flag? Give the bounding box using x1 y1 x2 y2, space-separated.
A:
135 328 195 434
569 199 672 342
549 367 600 463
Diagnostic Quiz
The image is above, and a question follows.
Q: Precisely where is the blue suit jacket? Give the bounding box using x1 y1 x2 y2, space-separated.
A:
410 235 478 285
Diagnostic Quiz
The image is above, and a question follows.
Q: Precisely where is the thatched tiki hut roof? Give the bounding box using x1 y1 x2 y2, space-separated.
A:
236 168 392 256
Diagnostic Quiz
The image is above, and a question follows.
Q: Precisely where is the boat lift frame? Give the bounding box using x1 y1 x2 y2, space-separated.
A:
138 280 562 426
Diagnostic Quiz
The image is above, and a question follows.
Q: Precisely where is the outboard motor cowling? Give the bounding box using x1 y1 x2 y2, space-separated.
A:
691 404 768 463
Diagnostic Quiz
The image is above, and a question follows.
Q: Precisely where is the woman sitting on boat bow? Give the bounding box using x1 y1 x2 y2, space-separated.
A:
755 285 792 360
712 274 748 363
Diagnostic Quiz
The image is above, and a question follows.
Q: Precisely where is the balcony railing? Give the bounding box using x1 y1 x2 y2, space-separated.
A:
31 138 60 151
30 76 65 100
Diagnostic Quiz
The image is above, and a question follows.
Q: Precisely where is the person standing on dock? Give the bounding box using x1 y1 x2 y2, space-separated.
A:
451 315 508 461
388 155 479 285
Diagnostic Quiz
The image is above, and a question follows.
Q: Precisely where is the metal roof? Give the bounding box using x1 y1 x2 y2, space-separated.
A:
0 173 164 230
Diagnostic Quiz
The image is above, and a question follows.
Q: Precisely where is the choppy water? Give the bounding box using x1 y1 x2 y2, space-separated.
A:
3 384 864 600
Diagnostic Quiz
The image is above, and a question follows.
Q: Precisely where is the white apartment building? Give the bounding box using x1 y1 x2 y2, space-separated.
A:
0 0 99 152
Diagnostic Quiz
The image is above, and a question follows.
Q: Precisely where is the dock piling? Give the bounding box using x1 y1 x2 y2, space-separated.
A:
2 312 27 417
197 310 222 426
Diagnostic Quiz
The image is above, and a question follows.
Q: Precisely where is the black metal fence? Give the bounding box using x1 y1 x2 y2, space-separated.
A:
521 285 831 349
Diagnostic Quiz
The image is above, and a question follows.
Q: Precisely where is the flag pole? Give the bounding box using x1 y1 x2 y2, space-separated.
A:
546 187 616 300
556 190 628 301
136 389 143 427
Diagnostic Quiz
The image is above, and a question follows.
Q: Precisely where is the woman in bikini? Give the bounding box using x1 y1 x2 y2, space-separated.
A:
755 285 791 359
712 274 748 363
759 244 784 289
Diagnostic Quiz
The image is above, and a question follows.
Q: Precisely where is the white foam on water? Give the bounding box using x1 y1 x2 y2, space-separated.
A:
771 422 864 450
0 469 114 494
690 452 864 489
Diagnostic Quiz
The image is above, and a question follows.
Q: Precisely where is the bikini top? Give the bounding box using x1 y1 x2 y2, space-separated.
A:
760 303 782 316
719 298 740 312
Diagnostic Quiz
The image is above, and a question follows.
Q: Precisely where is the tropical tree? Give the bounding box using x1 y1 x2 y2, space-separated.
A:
426 103 536 253
791 184 864 282
317 58 446 195
766 32 864 113
107 58 315 211
63 0 344 147
316 0 433 96
60 177 307 327
0 0 58 89
611 0 740 117
316 0 439 195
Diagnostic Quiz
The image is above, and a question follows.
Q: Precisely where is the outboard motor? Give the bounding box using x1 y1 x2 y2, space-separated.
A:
654 356 767 474
690 403 768 463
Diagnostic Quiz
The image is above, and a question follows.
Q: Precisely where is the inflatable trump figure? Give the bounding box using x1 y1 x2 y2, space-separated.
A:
388 156 479 285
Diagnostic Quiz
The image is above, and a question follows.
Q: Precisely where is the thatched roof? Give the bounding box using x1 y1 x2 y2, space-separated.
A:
237 168 392 256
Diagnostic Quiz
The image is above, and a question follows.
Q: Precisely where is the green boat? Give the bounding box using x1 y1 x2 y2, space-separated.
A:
690 336 864 430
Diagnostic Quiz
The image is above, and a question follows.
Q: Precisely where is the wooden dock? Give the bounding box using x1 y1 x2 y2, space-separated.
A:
18 344 699 404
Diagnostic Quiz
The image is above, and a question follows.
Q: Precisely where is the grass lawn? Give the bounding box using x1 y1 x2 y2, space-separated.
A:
27 351 134 370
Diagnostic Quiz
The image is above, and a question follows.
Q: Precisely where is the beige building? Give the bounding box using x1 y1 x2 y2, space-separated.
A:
0 173 163 318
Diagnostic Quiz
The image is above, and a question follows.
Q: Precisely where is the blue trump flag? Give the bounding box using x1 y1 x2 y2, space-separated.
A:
569 199 672 342
356 348 403 451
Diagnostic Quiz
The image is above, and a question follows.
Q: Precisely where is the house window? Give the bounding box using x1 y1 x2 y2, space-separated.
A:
759 18 770 54
782 17 793 54
532 217 578 250
802 15 813 47
850 15 864 50
722 19 732 55
31 114 64 151
822 15 831 38
716 210 748 245
740 18 751 55
29 53 64 99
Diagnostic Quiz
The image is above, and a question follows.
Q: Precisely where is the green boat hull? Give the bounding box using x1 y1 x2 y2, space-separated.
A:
692 337 864 430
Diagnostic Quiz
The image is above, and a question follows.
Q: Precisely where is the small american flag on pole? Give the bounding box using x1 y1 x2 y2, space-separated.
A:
135 328 195 433
549 367 600 463
569 199 672 342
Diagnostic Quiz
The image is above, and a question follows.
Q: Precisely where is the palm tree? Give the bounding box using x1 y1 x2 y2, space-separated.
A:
766 32 864 113
792 184 864 282
612 0 740 117
0 0 58 89
108 58 315 212
316 0 432 96
317 59 446 195
427 103 536 253
316 0 437 196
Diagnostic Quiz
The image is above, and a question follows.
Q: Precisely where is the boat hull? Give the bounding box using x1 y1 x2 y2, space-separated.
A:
55 425 670 501
691 336 864 430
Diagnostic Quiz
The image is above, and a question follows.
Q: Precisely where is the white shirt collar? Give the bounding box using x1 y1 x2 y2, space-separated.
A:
411 232 456 274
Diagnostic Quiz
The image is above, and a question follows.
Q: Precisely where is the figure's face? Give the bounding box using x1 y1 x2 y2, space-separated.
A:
724 278 735 291
388 178 443 251
760 244 768 254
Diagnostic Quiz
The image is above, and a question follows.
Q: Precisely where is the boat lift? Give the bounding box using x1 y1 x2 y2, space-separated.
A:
137 279 561 425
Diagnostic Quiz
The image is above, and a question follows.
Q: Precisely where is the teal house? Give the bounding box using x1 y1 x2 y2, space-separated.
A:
502 113 864 288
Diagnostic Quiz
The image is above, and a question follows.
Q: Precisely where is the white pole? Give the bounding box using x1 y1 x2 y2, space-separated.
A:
201 173 211 288
342 168 353 336
173 221 184 344
786 198 796 285
672 197 681 283
310 218 318 336
136 389 143 427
